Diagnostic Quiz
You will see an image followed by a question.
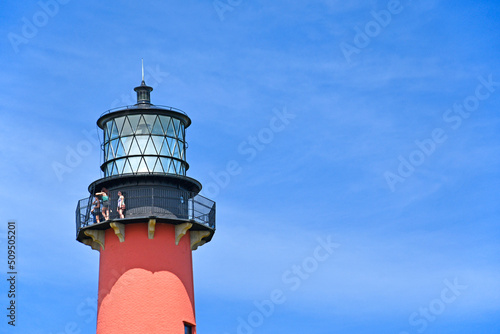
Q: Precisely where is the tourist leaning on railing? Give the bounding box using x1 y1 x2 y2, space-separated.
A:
96 187 110 221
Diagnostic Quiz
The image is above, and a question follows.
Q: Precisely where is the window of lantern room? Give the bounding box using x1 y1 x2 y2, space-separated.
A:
102 114 187 177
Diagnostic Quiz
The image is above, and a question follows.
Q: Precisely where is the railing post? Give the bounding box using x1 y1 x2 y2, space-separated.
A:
85 194 93 227
76 201 80 238
211 202 216 228
151 187 154 216
189 198 193 220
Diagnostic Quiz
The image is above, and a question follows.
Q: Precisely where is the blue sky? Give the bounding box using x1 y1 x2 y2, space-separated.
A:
0 0 499 333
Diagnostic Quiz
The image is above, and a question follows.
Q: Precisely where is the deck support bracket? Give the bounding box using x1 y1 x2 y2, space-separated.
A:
175 223 193 245
83 229 105 251
110 222 125 242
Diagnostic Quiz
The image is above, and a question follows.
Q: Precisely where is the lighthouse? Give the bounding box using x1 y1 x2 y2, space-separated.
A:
75 67 216 334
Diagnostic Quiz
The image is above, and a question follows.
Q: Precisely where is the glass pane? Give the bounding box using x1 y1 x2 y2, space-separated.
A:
152 158 163 173
159 138 168 156
159 116 170 135
115 158 125 174
128 156 141 173
136 135 148 154
104 142 110 160
137 157 149 173
151 135 164 154
144 156 156 172
160 158 171 173
151 116 163 135
105 163 112 177
129 137 142 155
110 121 119 140
167 160 175 174
121 117 133 136
172 118 181 138
173 160 180 174
121 137 133 155
143 114 156 132
106 146 112 161
172 140 181 158
179 142 185 159
114 117 125 136
116 139 126 158
108 141 115 160
106 121 113 141
143 136 157 155
128 114 141 133
122 159 133 174
166 137 174 155
166 118 175 137
179 124 185 141
136 115 149 135
112 138 120 157
111 162 118 176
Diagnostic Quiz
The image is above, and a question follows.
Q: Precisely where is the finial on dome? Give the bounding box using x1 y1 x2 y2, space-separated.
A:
141 58 145 85
134 59 153 104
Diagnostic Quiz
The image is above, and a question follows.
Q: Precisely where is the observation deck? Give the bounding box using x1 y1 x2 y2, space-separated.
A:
74 75 216 249
75 185 215 245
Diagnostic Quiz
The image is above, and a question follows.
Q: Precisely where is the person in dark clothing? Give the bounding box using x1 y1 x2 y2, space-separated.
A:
91 196 101 224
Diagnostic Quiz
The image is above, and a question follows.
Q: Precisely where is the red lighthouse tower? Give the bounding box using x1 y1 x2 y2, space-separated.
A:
75 70 215 334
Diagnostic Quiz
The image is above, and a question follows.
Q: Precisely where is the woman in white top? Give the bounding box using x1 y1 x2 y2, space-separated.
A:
117 191 125 219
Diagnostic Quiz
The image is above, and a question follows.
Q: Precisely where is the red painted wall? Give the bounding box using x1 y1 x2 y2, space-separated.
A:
96 223 196 334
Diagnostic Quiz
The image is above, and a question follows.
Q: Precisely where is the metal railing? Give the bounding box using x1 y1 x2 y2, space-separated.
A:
99 104 188 118
75 186 215 237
